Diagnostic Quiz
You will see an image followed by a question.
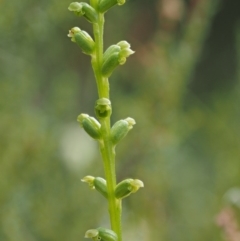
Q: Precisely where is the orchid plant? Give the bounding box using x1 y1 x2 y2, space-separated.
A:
67 1 144 241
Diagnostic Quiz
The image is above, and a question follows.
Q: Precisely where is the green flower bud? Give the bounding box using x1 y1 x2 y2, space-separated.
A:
115 178 144 199
95 98 112 119
85 227 118 241
77 114 101 139
98 0 125 13
101 42 134 77
68 27 95 55
111 117 136 145
81 176 108 198
68 2 98 23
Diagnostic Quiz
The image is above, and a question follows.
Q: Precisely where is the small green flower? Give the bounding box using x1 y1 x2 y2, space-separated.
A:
68 2 98 23
111 117 136 145
81 176 108 198
115 178 144 199
68 27 95 55
77 114 101 139
101 41 134 77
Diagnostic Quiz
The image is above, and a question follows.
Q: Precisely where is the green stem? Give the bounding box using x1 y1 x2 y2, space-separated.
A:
99 123 122 241
90 5 122 241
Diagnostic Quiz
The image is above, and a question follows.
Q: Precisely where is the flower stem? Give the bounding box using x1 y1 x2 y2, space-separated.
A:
91 8 122 241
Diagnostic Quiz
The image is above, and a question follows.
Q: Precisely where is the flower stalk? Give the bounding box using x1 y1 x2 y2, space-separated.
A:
67 1 143 241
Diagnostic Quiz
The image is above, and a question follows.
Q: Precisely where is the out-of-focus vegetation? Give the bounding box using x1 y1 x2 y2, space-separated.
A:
1 0 240 240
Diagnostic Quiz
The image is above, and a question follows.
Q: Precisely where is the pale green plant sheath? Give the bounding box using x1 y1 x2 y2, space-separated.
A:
67 1 143 240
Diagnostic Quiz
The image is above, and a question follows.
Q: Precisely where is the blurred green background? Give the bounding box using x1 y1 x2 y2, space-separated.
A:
1 0 240 240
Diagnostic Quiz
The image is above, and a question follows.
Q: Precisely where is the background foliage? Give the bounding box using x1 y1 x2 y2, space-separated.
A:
1 0 240 240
